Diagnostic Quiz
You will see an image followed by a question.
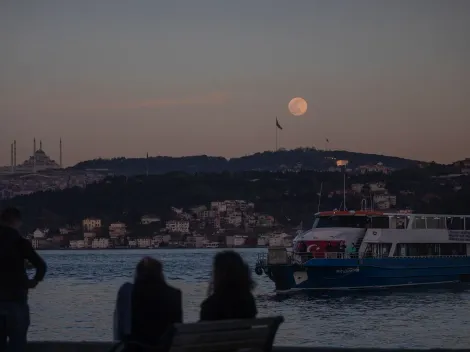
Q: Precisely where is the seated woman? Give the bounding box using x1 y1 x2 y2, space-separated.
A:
200 251 257 321
113 257 182 346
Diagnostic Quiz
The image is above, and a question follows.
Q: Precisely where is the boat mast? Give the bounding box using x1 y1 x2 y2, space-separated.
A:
317 182 323 213
361 198 367 211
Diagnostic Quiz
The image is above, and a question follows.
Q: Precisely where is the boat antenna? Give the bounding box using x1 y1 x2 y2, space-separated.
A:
361 198 367 211
317 182 323 213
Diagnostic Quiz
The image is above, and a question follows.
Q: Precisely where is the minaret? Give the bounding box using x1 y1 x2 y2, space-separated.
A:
13 140 17 171
33 138 37 173
40 140 42 150
60 138 63 168
10 143 13 173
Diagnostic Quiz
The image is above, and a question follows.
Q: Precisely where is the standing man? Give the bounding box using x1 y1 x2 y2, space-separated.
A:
0 207 47 352
347 242 357 258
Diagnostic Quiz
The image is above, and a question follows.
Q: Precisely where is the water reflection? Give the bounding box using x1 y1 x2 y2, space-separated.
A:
28 249 470 348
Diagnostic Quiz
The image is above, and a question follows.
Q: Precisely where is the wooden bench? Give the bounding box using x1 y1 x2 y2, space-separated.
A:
170 316 283 352
111 316 284 352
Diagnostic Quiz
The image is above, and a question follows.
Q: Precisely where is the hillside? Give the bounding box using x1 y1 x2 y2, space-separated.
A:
73 148 421 176
5 165 470 231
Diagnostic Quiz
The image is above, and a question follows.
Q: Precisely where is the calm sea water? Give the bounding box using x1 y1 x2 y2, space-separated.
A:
29 248 470 348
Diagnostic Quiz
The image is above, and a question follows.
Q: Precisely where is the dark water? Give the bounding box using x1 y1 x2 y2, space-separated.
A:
29 248 470 348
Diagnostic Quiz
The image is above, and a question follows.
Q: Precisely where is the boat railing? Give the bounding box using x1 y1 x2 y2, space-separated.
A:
385 254 469 259
304 253 470 260
360 252 470 259
257 251 355 266
257 250 470 267
290 252 354 261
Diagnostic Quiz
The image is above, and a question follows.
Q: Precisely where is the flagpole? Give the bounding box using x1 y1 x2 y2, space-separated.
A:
343 168 347 211
146 152 149 177
275 118 278 151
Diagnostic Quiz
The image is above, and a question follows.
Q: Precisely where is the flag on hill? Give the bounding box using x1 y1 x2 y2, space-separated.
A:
276 118 283 130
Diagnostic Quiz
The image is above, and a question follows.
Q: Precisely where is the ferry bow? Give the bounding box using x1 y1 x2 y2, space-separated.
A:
255 210 470 293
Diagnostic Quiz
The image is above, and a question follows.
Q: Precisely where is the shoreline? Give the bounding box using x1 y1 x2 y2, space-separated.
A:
37 246 269 251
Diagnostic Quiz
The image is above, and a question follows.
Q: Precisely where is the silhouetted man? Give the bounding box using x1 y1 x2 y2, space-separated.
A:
0 207 47 352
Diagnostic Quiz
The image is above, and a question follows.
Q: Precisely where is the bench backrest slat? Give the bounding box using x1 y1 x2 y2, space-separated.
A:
171 339 266 352
170 316 283 352
172 327 271 345
174 317 279 334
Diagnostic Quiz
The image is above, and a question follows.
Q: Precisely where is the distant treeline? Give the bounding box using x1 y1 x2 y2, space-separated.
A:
73 148 421 176
4 163 470 231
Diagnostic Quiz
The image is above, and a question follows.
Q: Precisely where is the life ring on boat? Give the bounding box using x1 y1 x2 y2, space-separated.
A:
255 266 263 276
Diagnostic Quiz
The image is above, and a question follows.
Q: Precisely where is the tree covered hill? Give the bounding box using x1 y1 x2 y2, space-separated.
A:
4 165 470 231
73 148 422 175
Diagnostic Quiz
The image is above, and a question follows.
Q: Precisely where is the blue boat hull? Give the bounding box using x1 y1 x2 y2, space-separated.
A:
266 257 470 293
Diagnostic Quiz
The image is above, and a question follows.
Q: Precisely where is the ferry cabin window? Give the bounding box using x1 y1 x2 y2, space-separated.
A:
394 243 466 256
426 217 446 229
314 216 368 228
394 244 438 256
369 216 390 229
413 217 426 229
390 216 408 229
365 243 392 257
440 243 466 256
447 217 465 230
466 218 470 231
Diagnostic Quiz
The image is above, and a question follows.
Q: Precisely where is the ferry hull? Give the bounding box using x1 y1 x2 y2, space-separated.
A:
266 257 470 293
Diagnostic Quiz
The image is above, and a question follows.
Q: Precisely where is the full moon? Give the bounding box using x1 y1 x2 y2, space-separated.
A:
288 97 308 116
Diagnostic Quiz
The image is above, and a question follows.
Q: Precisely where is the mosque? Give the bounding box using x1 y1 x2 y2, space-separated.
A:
0 139 62 174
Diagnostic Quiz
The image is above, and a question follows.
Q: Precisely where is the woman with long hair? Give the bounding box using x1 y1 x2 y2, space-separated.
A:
200 251 257 321
113 257 182 347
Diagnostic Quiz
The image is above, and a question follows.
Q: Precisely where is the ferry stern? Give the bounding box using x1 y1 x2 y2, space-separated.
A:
255 247 363 293
255 247 303 292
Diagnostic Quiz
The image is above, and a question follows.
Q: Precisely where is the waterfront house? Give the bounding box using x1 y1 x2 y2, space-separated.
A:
128 239 137 248
83 232 96 240
233 235 248 247
32 228 48 239
82 217 102 231
153 234 170 246
141 215 161 225
92 238 110 249
69 240 86 249
109 222 127 238
137 238 152 248
166 220 190 233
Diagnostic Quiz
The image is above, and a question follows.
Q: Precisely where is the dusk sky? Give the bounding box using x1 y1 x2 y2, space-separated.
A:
1 0 469 166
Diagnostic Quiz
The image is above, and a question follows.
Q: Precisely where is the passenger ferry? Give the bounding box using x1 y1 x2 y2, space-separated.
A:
255 210 470 293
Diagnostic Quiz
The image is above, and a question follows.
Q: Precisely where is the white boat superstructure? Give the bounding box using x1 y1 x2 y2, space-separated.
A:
292 211 470 259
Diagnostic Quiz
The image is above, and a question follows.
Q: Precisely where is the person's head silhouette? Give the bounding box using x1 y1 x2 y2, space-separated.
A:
135 256 164 283
211 251 254 295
